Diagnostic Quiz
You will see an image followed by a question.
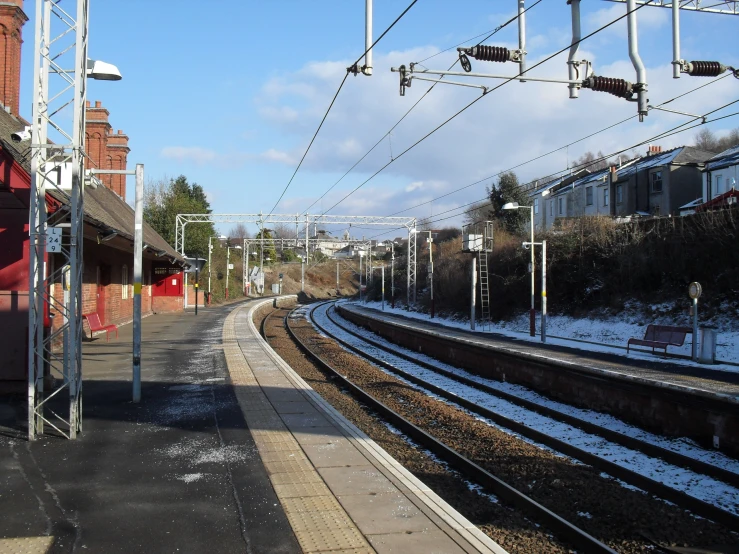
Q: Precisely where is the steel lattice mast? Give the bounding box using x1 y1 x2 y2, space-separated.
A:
28 0 89 440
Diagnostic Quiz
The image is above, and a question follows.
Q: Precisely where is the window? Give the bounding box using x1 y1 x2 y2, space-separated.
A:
616 184 623 204
550 200 554 216
558 197 563 215
585 187 593 206
534 198 539 215
122 265 129 299
715 174 723 197
650 170 663 193
603 188 609 207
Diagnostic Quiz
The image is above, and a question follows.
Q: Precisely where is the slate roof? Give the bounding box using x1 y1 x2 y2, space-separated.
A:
704 144 739 172
0 108 183 263
612 146 714 181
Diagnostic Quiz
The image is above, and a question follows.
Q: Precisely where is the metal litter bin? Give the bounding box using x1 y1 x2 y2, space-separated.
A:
699 326 717 364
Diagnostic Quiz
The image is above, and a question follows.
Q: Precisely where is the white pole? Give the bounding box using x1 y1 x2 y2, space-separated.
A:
692 297 698 361
132 164 143 402
530 206 535 336
381 265 385 311
518 0 527 81
364 0 373 75
336 261 339 293
541 240 547 343
470 257 477 331
226 247 231 300
391 244 395 305
301 256 305 292
207 236 212 301
359 254 363 302
672 0 681 78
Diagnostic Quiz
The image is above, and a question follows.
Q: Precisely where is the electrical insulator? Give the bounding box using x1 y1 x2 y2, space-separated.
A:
463 45 512 63
686 61 726 77
583 76 633 99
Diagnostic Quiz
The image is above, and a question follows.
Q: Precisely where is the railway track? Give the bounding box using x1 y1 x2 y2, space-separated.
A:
276 303 618 554
306 301 739 531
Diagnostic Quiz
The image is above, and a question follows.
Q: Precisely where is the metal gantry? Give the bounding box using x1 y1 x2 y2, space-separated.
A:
28 0 90 440
392 0 738 122
176 213 417 305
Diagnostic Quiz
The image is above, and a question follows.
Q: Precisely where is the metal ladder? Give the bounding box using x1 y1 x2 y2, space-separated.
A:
478 250 490 328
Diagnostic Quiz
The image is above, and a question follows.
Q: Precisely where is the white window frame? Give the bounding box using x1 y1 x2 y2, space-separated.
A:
534 198 539 215
550 200 554 216
122 265 129 299
715 174 723 197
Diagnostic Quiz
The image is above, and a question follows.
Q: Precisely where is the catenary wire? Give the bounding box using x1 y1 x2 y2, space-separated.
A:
301 0 544 215
359 101 739 240
382 72 733 218
318 0 655 216
266 0 420 216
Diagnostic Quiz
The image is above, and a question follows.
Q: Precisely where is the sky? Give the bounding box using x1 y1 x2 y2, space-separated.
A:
18 0 739 240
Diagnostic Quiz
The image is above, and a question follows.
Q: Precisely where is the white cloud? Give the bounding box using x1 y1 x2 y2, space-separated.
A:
249 35 737 223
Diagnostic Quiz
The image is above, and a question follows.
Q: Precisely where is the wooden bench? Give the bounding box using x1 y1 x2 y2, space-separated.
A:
82 313 118 342
627 324 692 354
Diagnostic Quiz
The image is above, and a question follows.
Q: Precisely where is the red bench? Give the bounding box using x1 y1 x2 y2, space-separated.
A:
627 324 692 355
82 313 118 342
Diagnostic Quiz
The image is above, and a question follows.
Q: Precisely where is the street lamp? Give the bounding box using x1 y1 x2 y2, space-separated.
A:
226 244 241 299
502 202 536 337
208 235 227 303
411 229 434 318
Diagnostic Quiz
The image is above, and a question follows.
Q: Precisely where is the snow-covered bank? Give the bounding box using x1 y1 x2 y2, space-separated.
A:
347 300 739 372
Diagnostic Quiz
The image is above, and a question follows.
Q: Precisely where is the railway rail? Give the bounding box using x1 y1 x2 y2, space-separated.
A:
308 301 739 530
277 303 618 554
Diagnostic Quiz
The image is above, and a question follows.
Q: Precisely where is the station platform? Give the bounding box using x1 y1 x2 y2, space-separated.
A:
339 302 739 403
228 298 505 553
0 297 505 553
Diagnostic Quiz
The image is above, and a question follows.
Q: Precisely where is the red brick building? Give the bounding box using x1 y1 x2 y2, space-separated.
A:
0 1 186 385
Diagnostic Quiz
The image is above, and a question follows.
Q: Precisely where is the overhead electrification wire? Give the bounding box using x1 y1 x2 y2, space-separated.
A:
318 0 655 216
301 0 545 215
383 72 733 218
361 99 739 240
266 0 420 216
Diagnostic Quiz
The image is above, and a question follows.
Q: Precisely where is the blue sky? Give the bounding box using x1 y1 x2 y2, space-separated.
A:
18 1 739 239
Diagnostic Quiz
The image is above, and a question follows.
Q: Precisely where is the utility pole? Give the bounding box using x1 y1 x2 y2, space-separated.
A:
427 232 434 319
470 257 477 331
336 261 339 294
390 242 395 308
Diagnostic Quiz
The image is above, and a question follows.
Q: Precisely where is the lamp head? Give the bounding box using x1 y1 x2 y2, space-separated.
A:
502 202 519 211
86 59 122 81
11 125 31 143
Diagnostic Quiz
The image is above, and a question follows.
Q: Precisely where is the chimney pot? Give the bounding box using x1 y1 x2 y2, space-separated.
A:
85 100 90 107
95 100 102 108
118 130 123 135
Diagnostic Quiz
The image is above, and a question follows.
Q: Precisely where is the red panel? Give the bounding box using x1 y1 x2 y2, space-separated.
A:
152 265 183 297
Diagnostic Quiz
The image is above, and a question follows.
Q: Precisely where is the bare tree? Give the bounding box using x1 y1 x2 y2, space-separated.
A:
463 200 493 226
272 222 297 240
573 151 608 172
694 127 739 153
228 223 250 242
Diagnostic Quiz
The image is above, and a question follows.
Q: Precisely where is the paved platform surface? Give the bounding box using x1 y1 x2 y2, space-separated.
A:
341 303 739 403
1 300 300 553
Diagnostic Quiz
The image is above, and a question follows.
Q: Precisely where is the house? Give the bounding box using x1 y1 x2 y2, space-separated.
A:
0 1 186 384
529 169 590 230
609 146 714 218
701 145 739 204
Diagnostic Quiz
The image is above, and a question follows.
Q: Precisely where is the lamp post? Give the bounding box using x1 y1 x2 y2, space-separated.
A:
225 245 241 299
426 232 434 318
502 202 536 338
208 235 227 303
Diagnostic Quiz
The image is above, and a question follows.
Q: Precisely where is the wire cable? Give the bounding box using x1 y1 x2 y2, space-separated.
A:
360 100 739 240
383 72 733 218
301 0 544 215
266 0 420 216
319 0 655 216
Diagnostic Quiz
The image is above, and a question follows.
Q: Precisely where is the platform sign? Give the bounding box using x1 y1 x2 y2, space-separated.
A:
47 227 63 253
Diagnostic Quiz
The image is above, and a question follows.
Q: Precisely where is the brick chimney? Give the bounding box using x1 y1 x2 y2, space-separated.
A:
85 100 112 188
0 0 28 115
106 129 130 199
647 145 663 156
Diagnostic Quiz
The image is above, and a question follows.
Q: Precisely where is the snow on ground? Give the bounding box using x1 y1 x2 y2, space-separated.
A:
312 303 739 515
350 300 739 372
